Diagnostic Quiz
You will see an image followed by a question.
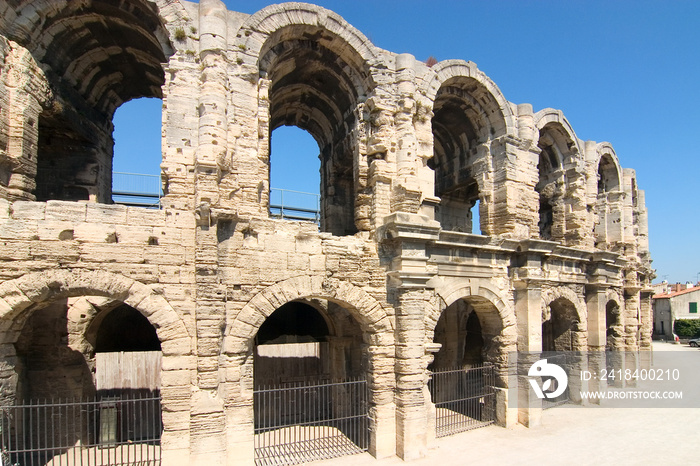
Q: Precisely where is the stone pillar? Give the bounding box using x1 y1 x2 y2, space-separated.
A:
585 286 607 401
394 287 430 460
620 289 641 388
490 136 540 238
0 38 50 202
391 54 422 215
222 352 255 466
514 277 542 427
623 289 640 351
380 212 439 459
189 2 229 465
161 52 200 210
639 291 653 350
585 286 607 352
367 343 397 459
563 166 590 248
0 341 19 405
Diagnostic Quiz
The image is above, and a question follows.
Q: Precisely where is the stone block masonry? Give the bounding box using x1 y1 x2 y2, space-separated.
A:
0 1 653 465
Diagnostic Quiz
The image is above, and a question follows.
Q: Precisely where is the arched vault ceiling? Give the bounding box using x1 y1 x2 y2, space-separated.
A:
6 0 171 116
265 38 364 150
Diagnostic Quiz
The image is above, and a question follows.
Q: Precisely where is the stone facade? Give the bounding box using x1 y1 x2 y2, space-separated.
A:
0 1 653 465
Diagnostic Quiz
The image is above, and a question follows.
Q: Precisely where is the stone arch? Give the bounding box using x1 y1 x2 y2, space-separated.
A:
593 143 623 247
604 288 624 350
595 143 623 193
2 0 188 58
541 286 587 328
225 275 393 354
236 3 380 235
534 109 585 243
0 269 191 354
428 277 516 337
605 288 623 310
541 286 587 351
424 60 516 235
1 1 185 203
3 0 182 115
236 2 380 78
0 268 192 460
221 275 395 459
425 60 517 139
534 109 583 165
428 278 517 386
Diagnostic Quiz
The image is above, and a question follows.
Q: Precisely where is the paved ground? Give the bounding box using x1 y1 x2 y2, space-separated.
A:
315 342 700 466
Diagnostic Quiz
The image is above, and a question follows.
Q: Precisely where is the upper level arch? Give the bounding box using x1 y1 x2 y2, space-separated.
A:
0 1 185 203
534 109 583 168
237 2 379 80
3 0 183 116
533 109 584 241
424 61 516 234
425 60 517 139
595 143 622 194
236 3 380 235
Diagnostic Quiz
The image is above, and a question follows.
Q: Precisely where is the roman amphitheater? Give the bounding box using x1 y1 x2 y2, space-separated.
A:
0 1 653 465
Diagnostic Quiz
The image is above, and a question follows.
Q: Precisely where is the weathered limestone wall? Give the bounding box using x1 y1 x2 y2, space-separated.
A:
0 36 50 202
0 1 654 465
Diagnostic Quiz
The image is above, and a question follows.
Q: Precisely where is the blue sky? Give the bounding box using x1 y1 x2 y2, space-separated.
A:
114 0 700 284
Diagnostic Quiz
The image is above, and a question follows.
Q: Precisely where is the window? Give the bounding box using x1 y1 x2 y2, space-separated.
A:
690 302 697 314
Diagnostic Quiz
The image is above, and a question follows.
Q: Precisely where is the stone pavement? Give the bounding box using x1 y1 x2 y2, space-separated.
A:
316 342 700 466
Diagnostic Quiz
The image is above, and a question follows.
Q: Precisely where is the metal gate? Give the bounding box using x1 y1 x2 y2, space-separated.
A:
253 377 369 466
0 393 161 466
541 353 570 410
428 364 496 438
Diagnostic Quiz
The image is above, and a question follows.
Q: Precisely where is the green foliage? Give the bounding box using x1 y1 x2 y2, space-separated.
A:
174 27 186 42
673 319 700 337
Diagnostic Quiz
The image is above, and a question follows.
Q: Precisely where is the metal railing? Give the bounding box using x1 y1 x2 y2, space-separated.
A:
541 353 571 409
112 172 162 208
253 377 369 466
428 364 496 438
110 174 322 217
0 392 161 466
269 188 320 222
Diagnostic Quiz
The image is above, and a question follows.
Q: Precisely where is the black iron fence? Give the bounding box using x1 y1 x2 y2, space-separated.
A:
541 353 571 410
428 364 496 438
253 377 369 466
0 393 161 466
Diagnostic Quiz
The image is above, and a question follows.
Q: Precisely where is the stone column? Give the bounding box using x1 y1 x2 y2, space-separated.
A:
366 343 397 459
160 51 201 210
394 287 431 460
639 291 653 350
390 54 423 216
490 136 540 238
620 288 641 388
585 286 607 352
0 38 50 202
380 212 439 459
623 289 640 351
189 1 229 465
513 274 543 427
585 286 606 401
222 352 254 466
